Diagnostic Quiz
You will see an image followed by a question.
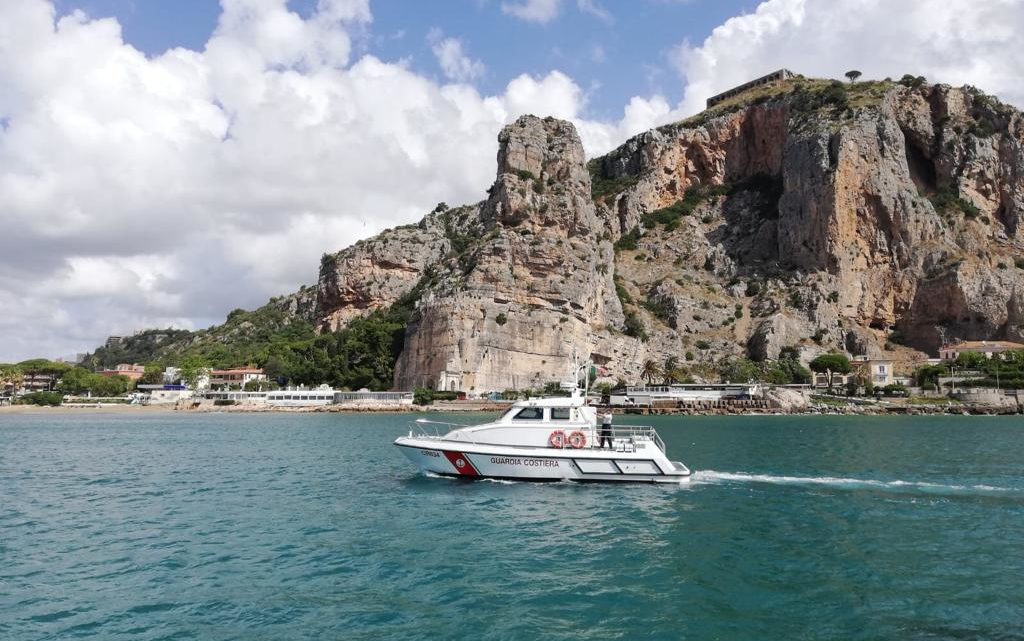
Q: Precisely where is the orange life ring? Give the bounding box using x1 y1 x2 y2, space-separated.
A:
548 430 566 448
568 431 587 449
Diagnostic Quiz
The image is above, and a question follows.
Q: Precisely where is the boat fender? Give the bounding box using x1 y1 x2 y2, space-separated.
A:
568 431 587 449
548 430 566 448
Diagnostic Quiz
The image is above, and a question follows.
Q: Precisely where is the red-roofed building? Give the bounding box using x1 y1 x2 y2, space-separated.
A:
209 368 267 388
101 363 146 381
939 340 1024 361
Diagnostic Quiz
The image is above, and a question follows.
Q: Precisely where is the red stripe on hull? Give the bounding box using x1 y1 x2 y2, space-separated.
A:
442 451 479 477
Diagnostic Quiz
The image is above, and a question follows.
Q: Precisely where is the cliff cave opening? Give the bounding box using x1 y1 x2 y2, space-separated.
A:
995 201 1018 237
902 129 937 194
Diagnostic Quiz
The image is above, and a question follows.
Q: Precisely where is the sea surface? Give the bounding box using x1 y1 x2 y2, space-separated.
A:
2 411 1023 640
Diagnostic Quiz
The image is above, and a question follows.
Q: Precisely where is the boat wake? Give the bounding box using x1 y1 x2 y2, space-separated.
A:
423 471 519 485
692 470 1020 497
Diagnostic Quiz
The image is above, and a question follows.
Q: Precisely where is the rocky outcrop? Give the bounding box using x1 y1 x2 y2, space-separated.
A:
267 285 318 323
314 214 453 332
297 78 1024 390
393 116 634 391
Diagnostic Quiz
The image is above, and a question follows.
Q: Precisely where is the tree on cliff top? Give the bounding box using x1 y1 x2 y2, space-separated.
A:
810 353 851 388
845 70 862 83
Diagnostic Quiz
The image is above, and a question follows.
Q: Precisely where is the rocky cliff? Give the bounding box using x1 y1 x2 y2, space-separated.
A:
145 76 1023 391
392 116 637 392
587 78 1023 370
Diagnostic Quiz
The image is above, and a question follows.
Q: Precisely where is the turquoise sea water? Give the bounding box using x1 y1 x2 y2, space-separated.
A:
2 411 1023 640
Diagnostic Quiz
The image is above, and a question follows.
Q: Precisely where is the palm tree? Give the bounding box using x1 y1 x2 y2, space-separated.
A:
640 359 662 385
0 365 23 398
663 356 689 384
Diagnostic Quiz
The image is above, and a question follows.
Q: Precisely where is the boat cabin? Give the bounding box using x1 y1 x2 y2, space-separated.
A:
499 398 596 427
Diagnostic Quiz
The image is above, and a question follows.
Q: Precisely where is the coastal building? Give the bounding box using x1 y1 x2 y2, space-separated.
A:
267 386 336 406
611 384 762 406
334 390 414 406
204 390 268 403
105 336 124 347
706 69 795 108
939 340 1024 361
101 363 146 381
209 368 267 389
199 387 415 407
851 356 894 386
21 372 59 392
437 369 462 392
137 384 193 405
812 372 852 388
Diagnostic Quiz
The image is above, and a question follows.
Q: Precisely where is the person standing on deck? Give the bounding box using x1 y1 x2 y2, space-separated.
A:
599 411 614 449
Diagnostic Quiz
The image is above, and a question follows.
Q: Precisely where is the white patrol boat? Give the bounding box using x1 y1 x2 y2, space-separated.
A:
394 390 691 483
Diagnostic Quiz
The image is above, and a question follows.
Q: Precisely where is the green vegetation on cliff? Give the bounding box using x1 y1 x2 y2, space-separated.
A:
82 280 427 391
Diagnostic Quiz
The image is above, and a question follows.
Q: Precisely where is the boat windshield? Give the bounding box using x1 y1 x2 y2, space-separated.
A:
511 407 543 420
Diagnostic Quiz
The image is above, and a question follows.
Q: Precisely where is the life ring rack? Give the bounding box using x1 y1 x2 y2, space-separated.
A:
548 430 566 448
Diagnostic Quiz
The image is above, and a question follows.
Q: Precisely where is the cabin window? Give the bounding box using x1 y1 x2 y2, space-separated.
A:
513 407 544 420
550 408 571 420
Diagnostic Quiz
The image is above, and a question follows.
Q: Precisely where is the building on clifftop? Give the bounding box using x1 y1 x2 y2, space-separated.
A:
706 69 795 108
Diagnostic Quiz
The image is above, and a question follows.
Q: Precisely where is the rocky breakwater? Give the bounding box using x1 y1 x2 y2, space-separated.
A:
394 116 641 392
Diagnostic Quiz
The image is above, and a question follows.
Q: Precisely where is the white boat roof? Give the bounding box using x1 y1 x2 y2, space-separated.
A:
513 394 588 408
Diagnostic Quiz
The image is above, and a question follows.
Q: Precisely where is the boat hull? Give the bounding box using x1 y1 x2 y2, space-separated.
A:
395 437 691 484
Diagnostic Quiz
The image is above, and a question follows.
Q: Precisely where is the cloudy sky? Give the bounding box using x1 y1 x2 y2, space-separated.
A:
2 0 1023 362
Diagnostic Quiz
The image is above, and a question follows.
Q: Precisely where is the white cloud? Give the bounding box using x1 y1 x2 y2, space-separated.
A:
501 0 562 24
499 0 612 24
576 0 612 23
428 29 485 83
0 0 669 361
674 0 1024 115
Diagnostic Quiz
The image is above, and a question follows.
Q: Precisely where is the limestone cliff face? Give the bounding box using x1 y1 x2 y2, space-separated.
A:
594 80 1024 365
304 79 1024 389
314 214 451 332
394 116 637 391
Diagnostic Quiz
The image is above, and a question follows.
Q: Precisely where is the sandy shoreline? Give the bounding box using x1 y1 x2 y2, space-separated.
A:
0 404 180 414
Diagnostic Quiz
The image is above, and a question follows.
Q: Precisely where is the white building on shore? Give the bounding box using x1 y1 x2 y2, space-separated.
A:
201 386 414 407
267 386 336 406
611 384 763 406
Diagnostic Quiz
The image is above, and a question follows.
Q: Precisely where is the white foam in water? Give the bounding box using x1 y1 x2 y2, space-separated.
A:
423 471 518 484
692 470 1015 496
